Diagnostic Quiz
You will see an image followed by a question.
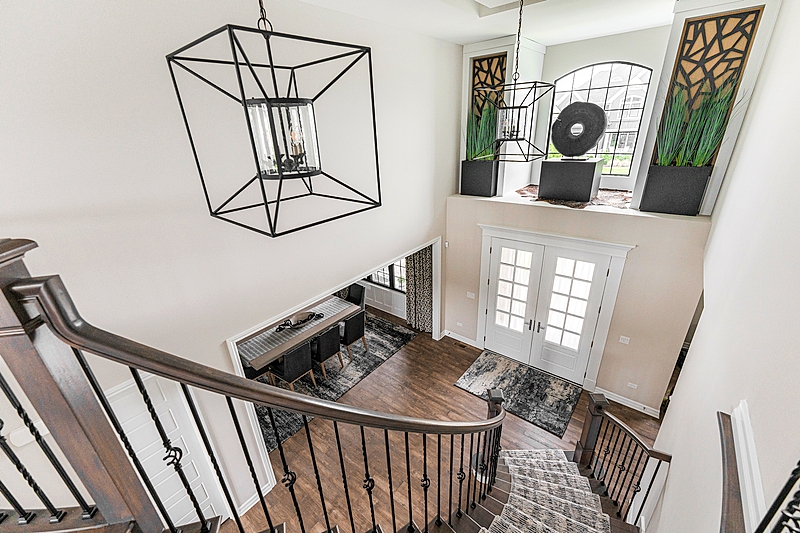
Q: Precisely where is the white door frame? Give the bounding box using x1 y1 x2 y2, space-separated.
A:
476 225 633 391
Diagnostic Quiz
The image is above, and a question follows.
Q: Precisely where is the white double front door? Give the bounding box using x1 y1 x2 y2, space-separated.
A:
484 237 610 384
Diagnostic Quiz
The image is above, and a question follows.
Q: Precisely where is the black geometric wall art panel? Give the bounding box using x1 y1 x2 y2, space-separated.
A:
167 25 381 238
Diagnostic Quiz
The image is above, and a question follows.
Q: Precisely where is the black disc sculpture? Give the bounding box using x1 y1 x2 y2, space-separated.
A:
551 102 607 157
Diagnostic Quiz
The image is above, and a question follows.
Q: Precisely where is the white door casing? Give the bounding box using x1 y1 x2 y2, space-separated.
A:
476 225 633 391
529 247 611 384
484 238 545 363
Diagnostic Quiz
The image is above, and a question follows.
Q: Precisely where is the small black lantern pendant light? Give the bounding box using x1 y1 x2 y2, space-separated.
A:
167 0 381 238
476 0 554 162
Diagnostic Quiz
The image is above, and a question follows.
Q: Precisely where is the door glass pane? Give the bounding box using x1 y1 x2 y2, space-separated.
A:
571 280 592 299
548 310 565 328
495 311 509 328
516 251 532 268
555 257 575 276
514 268 530 285
511 300 526 317
550 293 568 312
567 298 587 317
498 280 512 297
497 296 511 312
562 331 581 350
501 247 516 264
574 261 595 281
565 315 584 334
513 285 528 301
499 264 514 281
553 276 572 295
509 315 524 332
545 327 563 344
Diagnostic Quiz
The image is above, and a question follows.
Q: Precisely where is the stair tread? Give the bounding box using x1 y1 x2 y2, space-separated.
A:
489 515 557 533
449 510 482 533
427 517 457 533
509 480 602 512
499 450 568 462
506 493 610 533
508 469 593 492
500 459 581 476
502 503 603 533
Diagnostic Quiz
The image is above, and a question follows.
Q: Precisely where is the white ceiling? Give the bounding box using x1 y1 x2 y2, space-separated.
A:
296 0 674 46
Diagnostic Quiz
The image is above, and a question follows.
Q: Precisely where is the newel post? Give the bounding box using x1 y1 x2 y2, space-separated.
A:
574 392 610 466
0 239 162 531
486 388 505 419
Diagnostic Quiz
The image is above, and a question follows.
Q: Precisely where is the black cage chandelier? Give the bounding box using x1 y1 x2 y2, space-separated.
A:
476 0 554 162
167 5 381 237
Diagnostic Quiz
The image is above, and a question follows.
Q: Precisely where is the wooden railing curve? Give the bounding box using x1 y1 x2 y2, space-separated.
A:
11 274 504 435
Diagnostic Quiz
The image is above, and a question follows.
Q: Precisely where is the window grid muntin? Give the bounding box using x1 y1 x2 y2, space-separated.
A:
545 257 596 351
495 247 532 333
366 259 407 293
549 62 652 177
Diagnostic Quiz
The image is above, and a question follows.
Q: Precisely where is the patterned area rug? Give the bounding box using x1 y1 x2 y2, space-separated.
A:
255 313 416 451
455 351 582 438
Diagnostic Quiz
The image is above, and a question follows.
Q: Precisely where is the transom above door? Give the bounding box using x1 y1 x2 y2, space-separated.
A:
477 225 632 388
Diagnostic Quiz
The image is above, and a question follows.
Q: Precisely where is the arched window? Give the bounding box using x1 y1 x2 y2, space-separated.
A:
549 62 652 177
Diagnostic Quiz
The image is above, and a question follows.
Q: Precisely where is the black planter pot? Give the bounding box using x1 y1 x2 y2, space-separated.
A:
639 165 713 216
460 160 499 197
538 158 603 202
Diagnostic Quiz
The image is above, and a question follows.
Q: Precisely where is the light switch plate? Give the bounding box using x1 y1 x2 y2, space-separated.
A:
456 322 463 327
619 336 630 345
627 382 638 389
467 292 475 299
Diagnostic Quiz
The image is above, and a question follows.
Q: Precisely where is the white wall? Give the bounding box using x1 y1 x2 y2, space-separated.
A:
531 26 671 191
0 0 461 511
649 0 800 530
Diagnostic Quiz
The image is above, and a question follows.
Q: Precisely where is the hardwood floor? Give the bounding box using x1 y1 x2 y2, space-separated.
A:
221 307 660 533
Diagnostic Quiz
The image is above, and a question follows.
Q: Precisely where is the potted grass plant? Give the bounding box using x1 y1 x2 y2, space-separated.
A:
460 103 499 197
640 77 739 215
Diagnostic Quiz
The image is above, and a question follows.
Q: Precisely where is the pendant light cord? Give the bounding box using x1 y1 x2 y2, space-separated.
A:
512 0 523 83
257 0 274 31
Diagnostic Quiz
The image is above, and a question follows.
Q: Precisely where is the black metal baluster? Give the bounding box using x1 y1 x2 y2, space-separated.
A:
183 387 244 533
385 429 397 533
131 368 209 532
436 434 442 526
334 422 357 533
405 432 413 533
455 434 466 520
605 432 630 498
72 348 176 533
480 430 490 500
470 432 481 509
267 407 306 533
591 418 610 478
361 426 377 533
421 434 430 533
0 418 65 523
0 371 96 519
623 454 648 522
0 477 34 524
448 434 454 524
600 425 621 486
611 439 636 505
491 426 502 486
633 459 661 525
465 433 474 511
303 415 332 533
618 446 645 518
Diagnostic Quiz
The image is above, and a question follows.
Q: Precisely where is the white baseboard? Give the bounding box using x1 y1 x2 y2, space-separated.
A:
443 330 482 350
595 387 660 419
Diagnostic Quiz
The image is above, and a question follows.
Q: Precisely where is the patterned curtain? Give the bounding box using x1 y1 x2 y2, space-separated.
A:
405 245 433 332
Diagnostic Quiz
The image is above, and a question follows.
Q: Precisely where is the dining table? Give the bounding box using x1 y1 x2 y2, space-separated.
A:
237 295 362 378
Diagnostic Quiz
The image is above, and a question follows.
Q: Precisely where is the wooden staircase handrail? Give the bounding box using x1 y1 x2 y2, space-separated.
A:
602 411 672 463
10 272 504 435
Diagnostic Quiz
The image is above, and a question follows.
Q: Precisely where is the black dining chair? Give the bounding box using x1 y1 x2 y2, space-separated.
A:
266 342 316 392
341 310 367 361
344 283 366 310
311 326 344 378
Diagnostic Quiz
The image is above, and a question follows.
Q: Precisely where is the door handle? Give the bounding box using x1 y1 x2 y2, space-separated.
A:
536 321 544 333
527 319 533 330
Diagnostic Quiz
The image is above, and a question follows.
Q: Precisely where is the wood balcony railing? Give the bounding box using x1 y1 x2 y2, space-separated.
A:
0 239 505 533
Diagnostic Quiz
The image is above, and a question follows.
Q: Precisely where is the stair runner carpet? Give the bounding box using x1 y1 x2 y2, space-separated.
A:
480 449 611 533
